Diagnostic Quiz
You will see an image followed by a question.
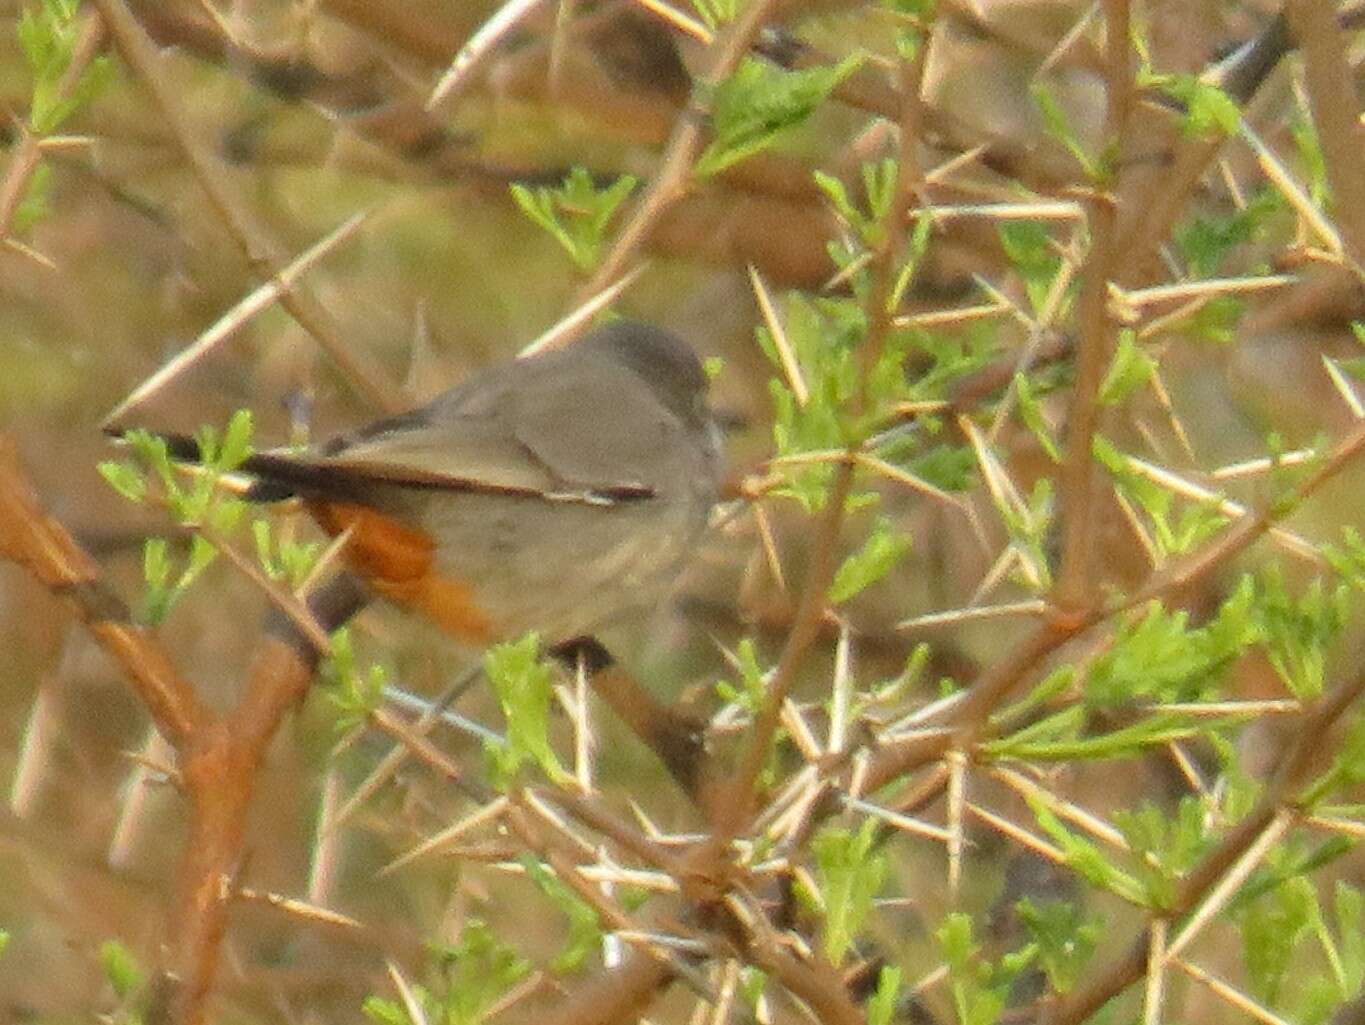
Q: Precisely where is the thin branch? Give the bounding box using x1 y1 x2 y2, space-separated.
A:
0 437 209 747
581 0 782 298
427 0 552 110
1053 0 1132 614
89 0 404 415
1282 0 1365 273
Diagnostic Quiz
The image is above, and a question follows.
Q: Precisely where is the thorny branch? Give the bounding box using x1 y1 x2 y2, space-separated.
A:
89 0 404 415
0 434 367 1025
1053 0 1131 614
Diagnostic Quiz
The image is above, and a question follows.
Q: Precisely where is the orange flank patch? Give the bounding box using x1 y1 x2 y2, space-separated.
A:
306 500 498 644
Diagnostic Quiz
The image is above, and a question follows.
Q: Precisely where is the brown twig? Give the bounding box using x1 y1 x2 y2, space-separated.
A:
1282 0 1365 273
0 437 209 747
163 575 366 1025
0 436 368 1025
711 42 930 852
89 0 404 415
1053 0 1132 614
580 0 781 298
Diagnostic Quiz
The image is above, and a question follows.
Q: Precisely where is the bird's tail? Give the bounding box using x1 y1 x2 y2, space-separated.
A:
104 427 352 502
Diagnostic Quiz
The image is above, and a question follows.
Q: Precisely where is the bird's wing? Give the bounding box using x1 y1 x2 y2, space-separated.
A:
256 358 675 502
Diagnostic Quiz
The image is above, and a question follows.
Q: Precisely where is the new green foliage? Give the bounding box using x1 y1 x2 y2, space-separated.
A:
811 819 886 962
510 168 638 272
697 55 863 177
484 634 568 787
362 920 530 1025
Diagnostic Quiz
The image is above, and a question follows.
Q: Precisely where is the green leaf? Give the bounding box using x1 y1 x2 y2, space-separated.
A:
1164 76 1241 139
813 819 886 963
361 996 412 1025
520 856 602 974
1097 330 1155 406
1025 799 1147 905
484 634 567 786
1032 82 1098 179
1014 372 1061 462
1015 898 1100 993
98 459 146 503
998 220 1066 315
697 55 863 177
14 161 52 234
867 965 902 1025
690 0 743 29
219 409 254 470
1335 883 1365 1000
510 168 637 271
140 537 173 625
829 516 911 603
715 637 768 713
1290 108 1330 208
99 939 145 1000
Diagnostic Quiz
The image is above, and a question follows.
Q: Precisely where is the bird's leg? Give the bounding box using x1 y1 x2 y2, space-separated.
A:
550 636 709 801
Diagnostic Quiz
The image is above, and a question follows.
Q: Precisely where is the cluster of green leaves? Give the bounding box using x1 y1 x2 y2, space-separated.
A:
1087 582 1258 706
363 920 530 1025
483 634 569 788
697 54 863 177
806 819 887 962
19 0 112 133
1175 188 1280 279
15 0 113 233
987 585 1260 767
99 412 324 625
937 913 1034 1025
1013 898 1101 994
1093 436 1228 560
759 297 980 515
714 636 769 713
510 167 637 272
99 416 251 624
1237 865 1365 1023
997 221 1068 319
321 627 390 732
1132 18 1240 141
759 294 864 510
936 898 1100 1020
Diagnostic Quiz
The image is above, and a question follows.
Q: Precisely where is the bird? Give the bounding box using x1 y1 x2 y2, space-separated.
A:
197 320 723 650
